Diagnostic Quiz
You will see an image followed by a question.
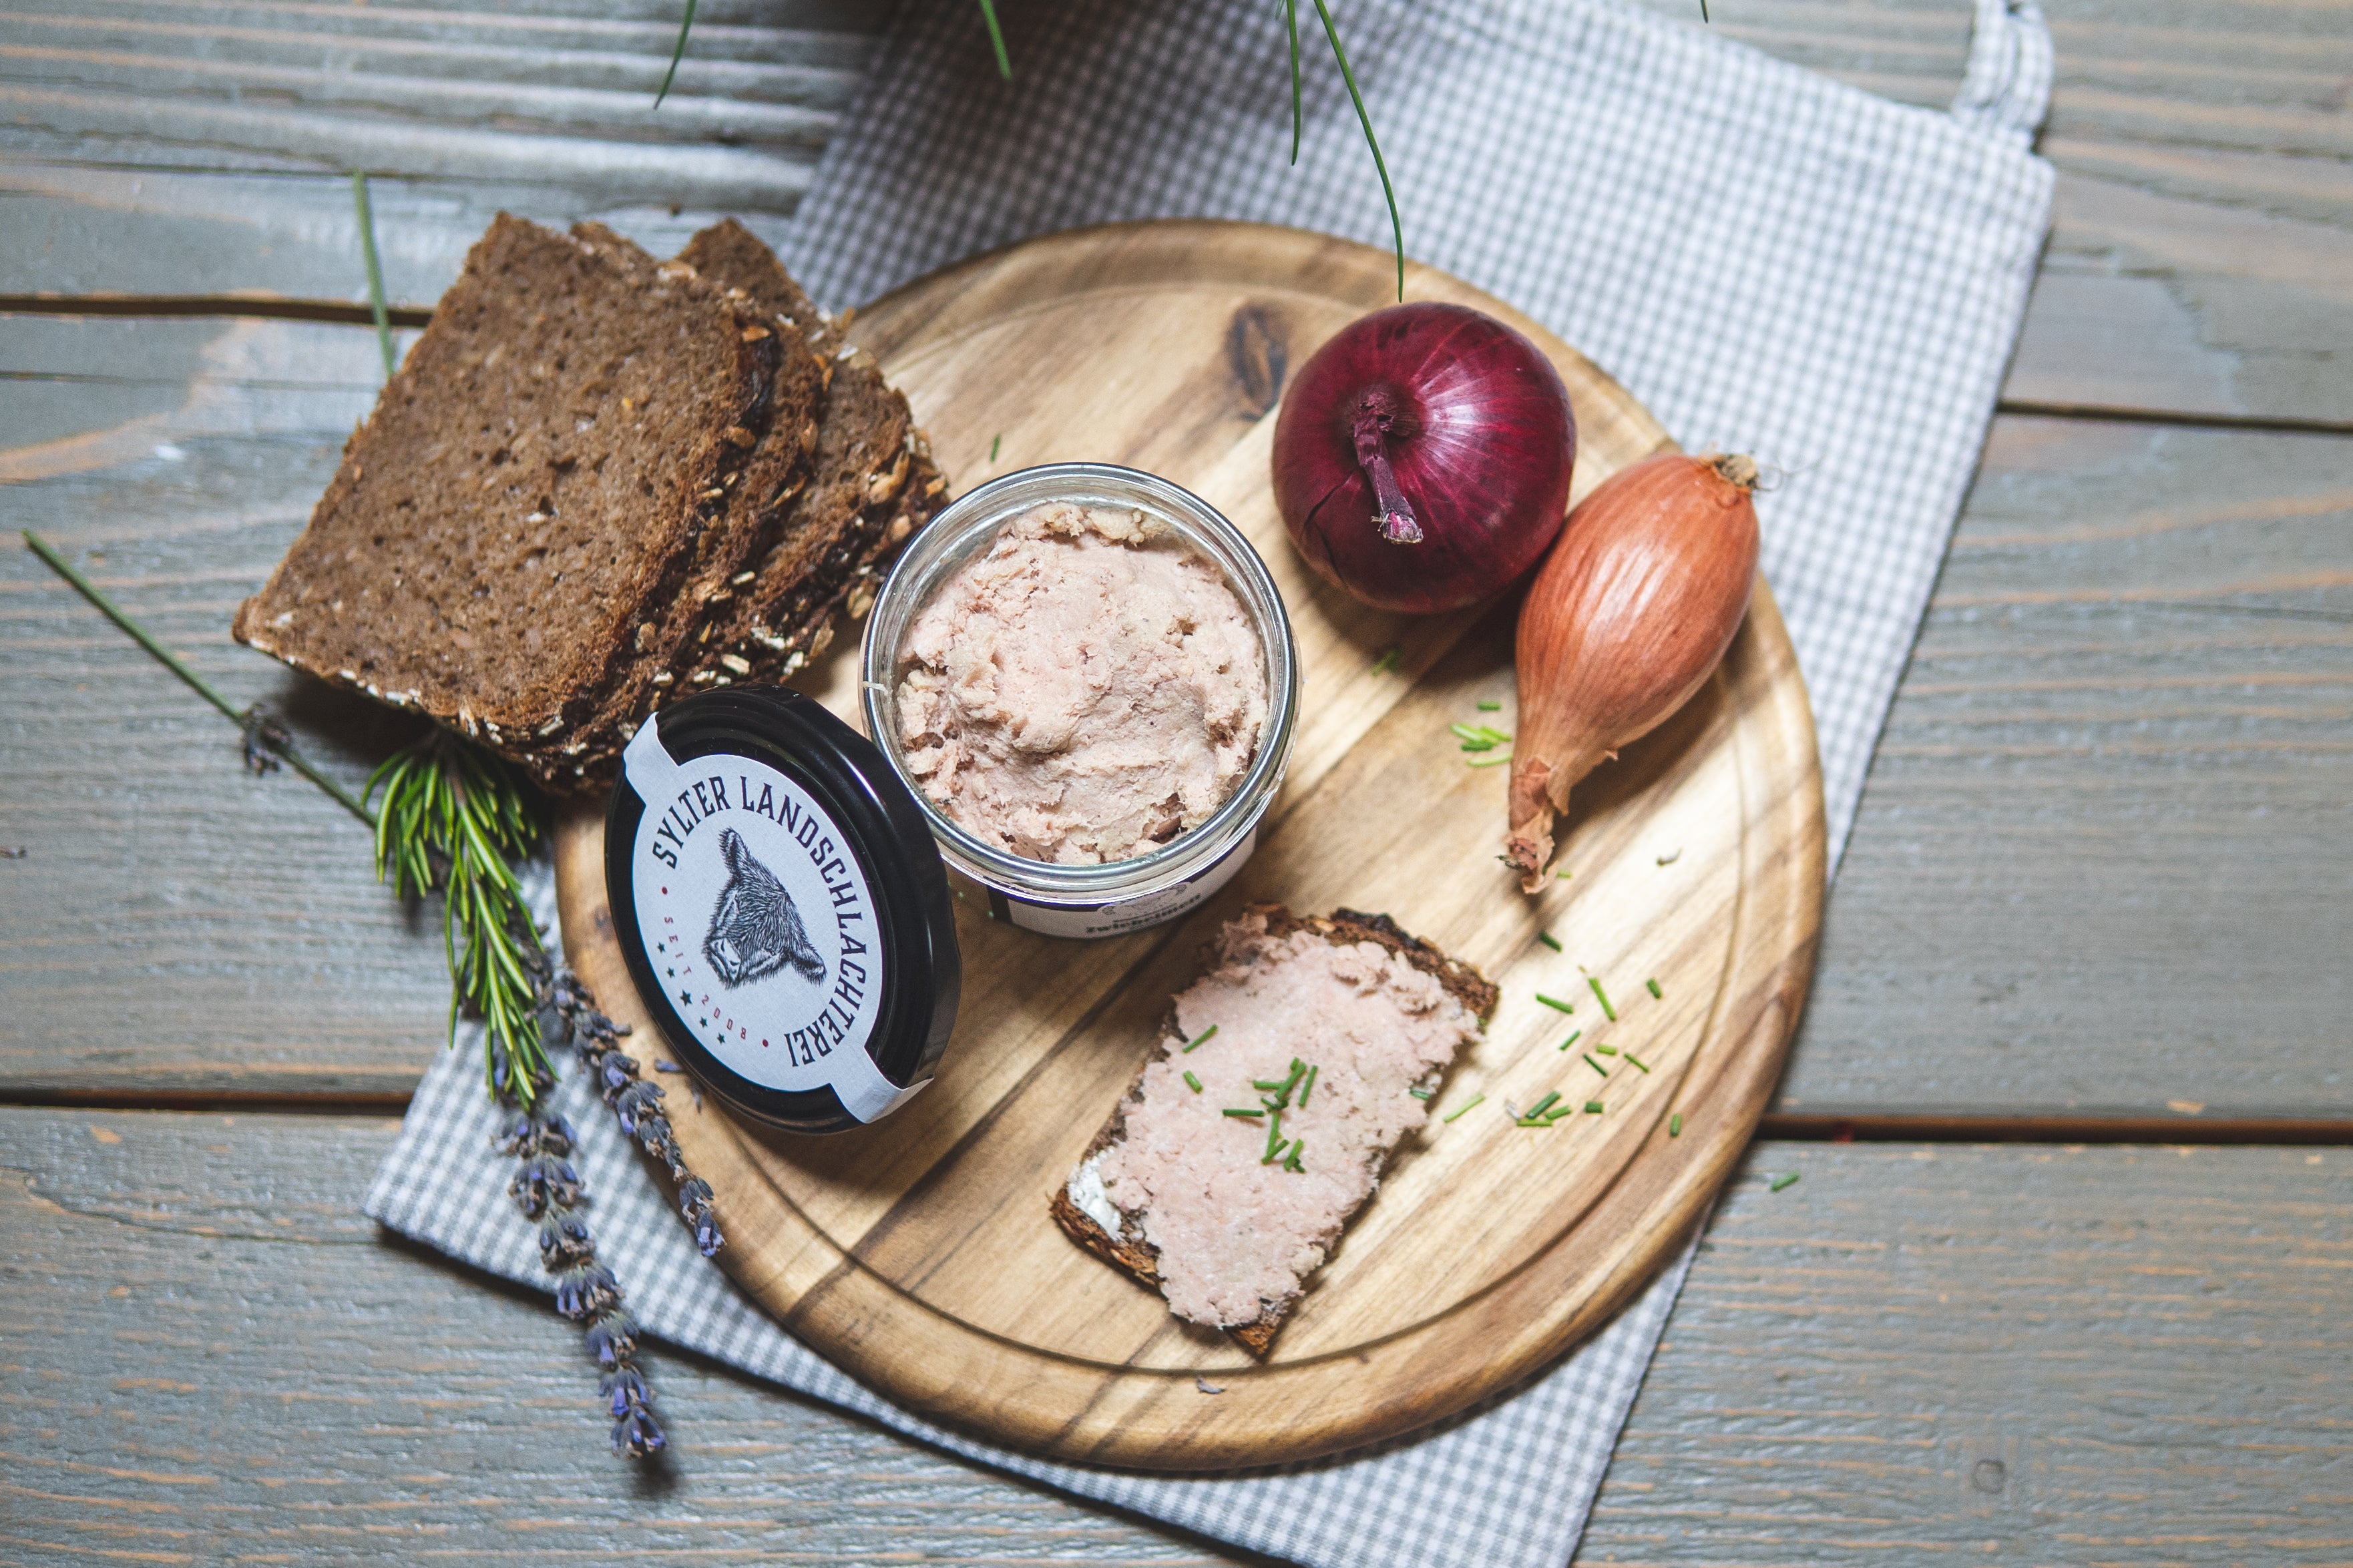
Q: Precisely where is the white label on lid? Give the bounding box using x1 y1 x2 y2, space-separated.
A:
622 718 925 1122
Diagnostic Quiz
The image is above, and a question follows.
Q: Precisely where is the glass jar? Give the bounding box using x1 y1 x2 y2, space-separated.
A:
860 463 1299 940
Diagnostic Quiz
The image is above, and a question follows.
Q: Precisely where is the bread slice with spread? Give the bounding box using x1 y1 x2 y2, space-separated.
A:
1052 905 1498 1355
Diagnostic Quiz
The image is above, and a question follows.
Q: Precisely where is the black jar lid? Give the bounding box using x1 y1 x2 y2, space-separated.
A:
603 686 959 1135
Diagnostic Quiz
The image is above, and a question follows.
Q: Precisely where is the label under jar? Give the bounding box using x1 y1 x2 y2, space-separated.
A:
984 829 1257 940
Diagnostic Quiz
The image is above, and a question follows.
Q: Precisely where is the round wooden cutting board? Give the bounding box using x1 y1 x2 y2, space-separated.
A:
553 220 1824 1471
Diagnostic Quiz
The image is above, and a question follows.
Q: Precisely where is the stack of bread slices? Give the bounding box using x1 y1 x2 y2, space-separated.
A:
234 214 944 792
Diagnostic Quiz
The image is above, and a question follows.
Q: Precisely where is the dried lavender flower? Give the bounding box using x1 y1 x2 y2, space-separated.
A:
542 967 727 1260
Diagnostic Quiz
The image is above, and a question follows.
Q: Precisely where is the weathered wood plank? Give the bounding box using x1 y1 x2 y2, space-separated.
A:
1582 1137 2353 1565
0 318 451 1099
3 320 2347 1113
0 0 879 206
0 1106 1251 1564
4 0 2347 420
1777 413 2353 1123
3 1107 2346 1563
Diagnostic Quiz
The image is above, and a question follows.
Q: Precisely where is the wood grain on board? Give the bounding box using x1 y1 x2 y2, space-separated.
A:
5 1105 2348 1565
546 221 1823 1469
3 316 2345 1117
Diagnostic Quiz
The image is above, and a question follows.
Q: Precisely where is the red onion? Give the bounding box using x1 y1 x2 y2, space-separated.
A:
1272 302 1577 614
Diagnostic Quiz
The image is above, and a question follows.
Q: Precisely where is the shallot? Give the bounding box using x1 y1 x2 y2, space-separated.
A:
1504 452 1761 889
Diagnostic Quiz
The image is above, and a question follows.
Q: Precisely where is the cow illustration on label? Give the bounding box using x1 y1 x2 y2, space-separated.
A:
703 828 827 988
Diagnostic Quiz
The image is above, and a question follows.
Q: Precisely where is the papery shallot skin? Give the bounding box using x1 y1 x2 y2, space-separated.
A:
1505 453 1761 889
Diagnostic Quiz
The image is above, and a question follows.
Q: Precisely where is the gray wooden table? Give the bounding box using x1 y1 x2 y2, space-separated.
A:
3 0 2348 1560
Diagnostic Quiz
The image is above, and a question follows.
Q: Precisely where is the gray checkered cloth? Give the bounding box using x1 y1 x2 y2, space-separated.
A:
367 1 2053 1562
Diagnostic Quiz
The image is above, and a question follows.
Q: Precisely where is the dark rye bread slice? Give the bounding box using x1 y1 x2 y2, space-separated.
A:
1050 906 1500 1356
515 219 947 789
232 214 776 768
668 220 947 689
524 223 829 787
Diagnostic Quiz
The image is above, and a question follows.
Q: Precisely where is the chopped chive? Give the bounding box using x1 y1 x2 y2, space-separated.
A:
1477 700 1502 712
1371 645 1400 676
1771 1171 1801 1192
1450 722 1486 744
1556 869 1572 880
1184 1070 1203 1093
989 433 1002 462
1588 976 1617 1020
1466 753 1512 768
1669 1113 1683 1137
1556 1029 1582 1051
1222 1107 1265 1119
1595 1044 1618 1056
1646 978 1663 999
1476 726 1512 744
1585 1101 1605 1114
1536 992 1575 1014
1182 1025 1218 1053
1299 1063 1319 1107
1263 1109 1285 1161
1441 1094 1485 1123
1410 1087 1432 1101
1254 1060 1308 1107
1459 738 1499 753
1537 931 1562 953
1263 1138 1291 1166
1284 1139 1305 1172
1624 1053 1651 1073
1526 1091 1562 1118
1582 1053 1610 1077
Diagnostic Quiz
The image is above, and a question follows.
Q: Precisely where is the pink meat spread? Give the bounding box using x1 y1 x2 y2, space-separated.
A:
894 501 1267 864
1086 912 1484 1329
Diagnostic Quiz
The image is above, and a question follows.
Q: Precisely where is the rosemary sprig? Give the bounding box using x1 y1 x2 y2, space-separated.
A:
366 733 552 1105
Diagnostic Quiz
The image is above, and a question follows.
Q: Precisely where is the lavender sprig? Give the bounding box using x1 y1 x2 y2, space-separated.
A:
498 1095 665 1458
540 966 725 1261
486 919 724 1456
